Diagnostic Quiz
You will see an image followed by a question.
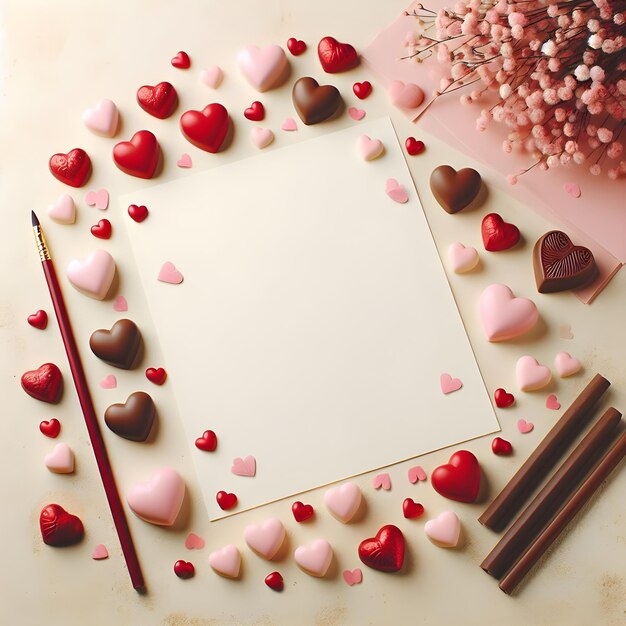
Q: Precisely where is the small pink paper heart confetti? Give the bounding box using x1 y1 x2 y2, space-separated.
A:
348 107 365 121
100 374 117 389
158 262 184 284
343 568 363 586
408 465 427 483
546 394 561 410
185 532 205 550
517 419 534 434
440 373 463 394
231 455 256 477
92 544 109 560
113 295 128 312
85 188 109 210
385 178 409 204
177 153 192 168
559 324 574 340
281 117 297 131
200 66 223 89
372 473 391 490
563 182 581 198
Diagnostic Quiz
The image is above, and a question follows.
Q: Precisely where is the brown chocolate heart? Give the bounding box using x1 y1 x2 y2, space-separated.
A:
89 319 142 369
429 165 482 214
533 230 597 293
292 76 342 125
104 391 156 442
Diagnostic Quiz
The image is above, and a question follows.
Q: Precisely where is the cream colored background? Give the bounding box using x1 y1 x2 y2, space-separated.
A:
0 1 624 625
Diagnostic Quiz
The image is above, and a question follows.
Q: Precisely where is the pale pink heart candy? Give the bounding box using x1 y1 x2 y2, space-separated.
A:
408 465 427 483
479 284 539 342
82 98 119 137
546 394 561 410
516 355 552 391
209 544 241 578
348 107 365 121
231 455 256 477
244 518 286 560
200 66 223 89
185 532 205 550
448 242 479 273
113 295 128 312
85 188 109 210
554 351 581 377
343 568 363 585
100 374 117 389
385 178 409 204
158 262 184 284
177 153 193 168
126 466 185 527
281 117 297 131
47 194 76 225
424 511 461 548
440 373 463 394
294 539 333 577
563 182 581 198
388 80 425 109
324 482 362 523
236 44 288 92
251 127 274 149
357 135 384 161
517 419 534 434
373 473 391 490
44 442 74 474
67 249 116 300
92 544 109 560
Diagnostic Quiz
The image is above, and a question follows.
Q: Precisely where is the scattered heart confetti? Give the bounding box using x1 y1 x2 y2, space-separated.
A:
47 194 76 224
317 36 359 73
343 568 363 586
352 81 372 99
492 437 513 456
563 182 581 198
385 178 408 203
281 117 298 131
292 501 315 522
373 473 391 490
90 218 112 240
85 188 109 210
402 498 424 519
128 204 149 223
44 442 75 474
158 262 184 284
517 419 534 434
251 127 274 149
100 374 117 389
265 571 284 591
185 532 205 550
554 351 582 377
405 137 425 155
195 430 217 452
146 367 167 385
171 51 191 69
39 418 61 438
113 296 128 312
546 394 561 410
137 82 178 119
440 373 463 395
559 324 574 340
216 491 238 511
174 560 195 579
244 100 265 121
231 455 256 477
28 310 48 330
200 66 223 89
287 37 307 56
408 465 427 483
244 518 286 560
177 153 192 168
494 387 515 408
91 544 109 560
482 213 520 251
348 106 365 121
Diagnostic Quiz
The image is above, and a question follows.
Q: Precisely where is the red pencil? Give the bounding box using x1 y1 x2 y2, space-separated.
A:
31 211 145 592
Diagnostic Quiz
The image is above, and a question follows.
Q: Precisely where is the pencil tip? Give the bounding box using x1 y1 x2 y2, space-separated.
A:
31 211 39 227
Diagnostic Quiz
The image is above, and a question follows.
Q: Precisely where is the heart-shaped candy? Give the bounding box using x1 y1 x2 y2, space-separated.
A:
405 137 425 155
47 194 76 224
158 261 184 284
482 213 520 251
281 117 298 131
216 491 237 511
431 450 480 503
90 219 112 240
200 66 223 89
21 363 63 404
209 544 241 578
494 387 515 408
89 319 142 370
231 455 256 477
424 511 461 548
146 367 167 385
171 51 190 69
244 101 265 121
67 249 116 300
100 374 117 389
49 148 92 188
40 504 84 547
387 80 424 109
237 44 288 92
546 394 561 410
357 135 384 161
27 309 48 330
317 36 359 73
429 165 481 214
287 37 307 56
180 103 230 153
174 560 195 579
517 419 534 434
295 539 333 577
516 355 551 391
39 418 61 438
195 429 217 452
343 568 363 585
127 467 185 526
244 518 286 560
104 391 156 442
292 77 342 125
348 107 365 121
128 204 149 223
353 81 372 99
358 525 405 572
554 351 581 377
44 442 74 474
292 501 314 522
402 498 424 519
492 437 513 456
250 127 274 149
440 373 463 394
385 178 409 204
265 571 284 591
113 130 159 179
82 98 119 137
136 82 178 119
184 532 205 550
324 482 362 523
448 242 479 273
479 283 539 342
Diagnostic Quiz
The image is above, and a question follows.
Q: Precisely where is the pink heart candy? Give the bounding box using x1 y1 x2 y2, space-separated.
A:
348 107 365 121
563 182 581 198
126 467 185 527
424 511 461 548
294 539 333 577
44 442 74 474
448 242 479 273
324 482 362 523
357 135 384 161
47 194 76 225
244 518 286 560
373 473 391 490
343 568 363 586
479 284 539 342
113 295 128 312
209 544 241 578
516 355 552 391
408 465 427 483
281 117 298 131
231 455 256 477
440 373 463 394
200 66 224 89
251 127 274 149
546 394 561 410
385 178 409 204
388 80 424 109
99 374 117 389
82 98 119 137
158 261 184 285
85 188 109 210
67 249 116 300
517 418 534 434
177 153 193 168
184 532 205 550
236 44 288 92
91 544 109 560
554 351 581 377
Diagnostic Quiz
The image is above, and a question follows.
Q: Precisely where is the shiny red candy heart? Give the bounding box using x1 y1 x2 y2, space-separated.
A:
402 498 424 519
494 387 515 408
244 101 265 122
137 81 178 119
265 571 284 591
358 524 405 573
405 137 425 155
128 204 149 223
40 504 84 547
21 363 63 404
91 219 112 239
113 130 159 179
292 501 315 522
39 418 61 438
431 450 481 503
49 148 91 188
317 36 359 73
180 103 230 153
482 213 520 251
195 429 217 452
352 80 372 99
146 367 167 385
27 309 48 330
492 437 513 456
287 37 307 56
174 560 195 579
216 490 237 511
171 51 190 69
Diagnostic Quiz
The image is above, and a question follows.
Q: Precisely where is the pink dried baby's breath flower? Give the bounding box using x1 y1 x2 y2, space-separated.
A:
543 88 559 105
447 21 462 37
547 4 559 17
615 13 625 26
620 160 626 173
502 139 513 153
588 101 603 114
565 140 577 154
506 174 518 185
542 40 558 57
573 151 586 164
597 127 613 143
539 162 549 171
588 136 601 149
460 94 473 105
440 77 453 91
499 83 512 99
530 108 546 124
461 13 479 35
587 18 601 32
590 66 605 82
588 34 603 49
589 163 601 175
608 141 623 158
575 65 590 81
548 58 560 72
607 168 619 180
583 51 596 66
557 14 571 28
511 24 524 39
560 152 572 165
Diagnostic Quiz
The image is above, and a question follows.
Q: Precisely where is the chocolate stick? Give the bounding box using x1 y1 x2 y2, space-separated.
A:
499 430 626 594
481 407 621 578
479 374 610 531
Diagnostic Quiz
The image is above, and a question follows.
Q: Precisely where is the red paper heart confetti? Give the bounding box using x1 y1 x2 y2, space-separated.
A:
317 36 359 73
128 204 149 223
244 101 265 121
171 51 191 69
136 81 178 119
39 418 61 438
180 103 230 153
431 450 481 503
21 363 63 404
405 137 425 155
352 80 372 99
27 310 48 330
292 501 315 522
90 219 112 240
195 430 217 452
287 37 307 56
173 560 195 579
265 571 284 591
113 130 160 179
358 525 405 573
49 148 92 188
216 490 237 511
146 367 167 385
492 437 513 456
402 498 425 519
482 213 520 251
40 503 84 546
494 387 515 408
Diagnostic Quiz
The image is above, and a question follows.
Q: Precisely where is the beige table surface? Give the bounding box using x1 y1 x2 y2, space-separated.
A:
0 1 624 625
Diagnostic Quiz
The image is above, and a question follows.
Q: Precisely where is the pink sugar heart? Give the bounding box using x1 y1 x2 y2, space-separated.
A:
448 242 479 273
517 418 534 434
126 467 185 526
408 465 427 483
424 511 461 548
244 518 286 560
554 351 581 377
91 544 109 560
373 473 391 490
67 249 116 300
440 373 463 395
251 127 274 149
324 482 362 523
563 182 581 198
113 295 128 312
47 194 76 225
200 66 224 89
385 178 409 204
231 455 256 477
44 442 74 474
85 188 109 210
357 135 384 161
209 544 241 578
388 80 424 109
348 107 366 121
546 394 561 410
281 117 298 131
185 532 205 550
158 262 184 285
479 284 539 342
294 539 333 577
82 99 119 138
343 568 363 586
516 355 552 391
237 44 288 92
99 374 117 389
177 153 193 168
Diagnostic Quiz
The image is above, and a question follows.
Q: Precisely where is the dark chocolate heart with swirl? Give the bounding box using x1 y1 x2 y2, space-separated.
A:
292 77 342 125
533 230 597 293
429 165 482 214
89 319 142 369
104 391 156 442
